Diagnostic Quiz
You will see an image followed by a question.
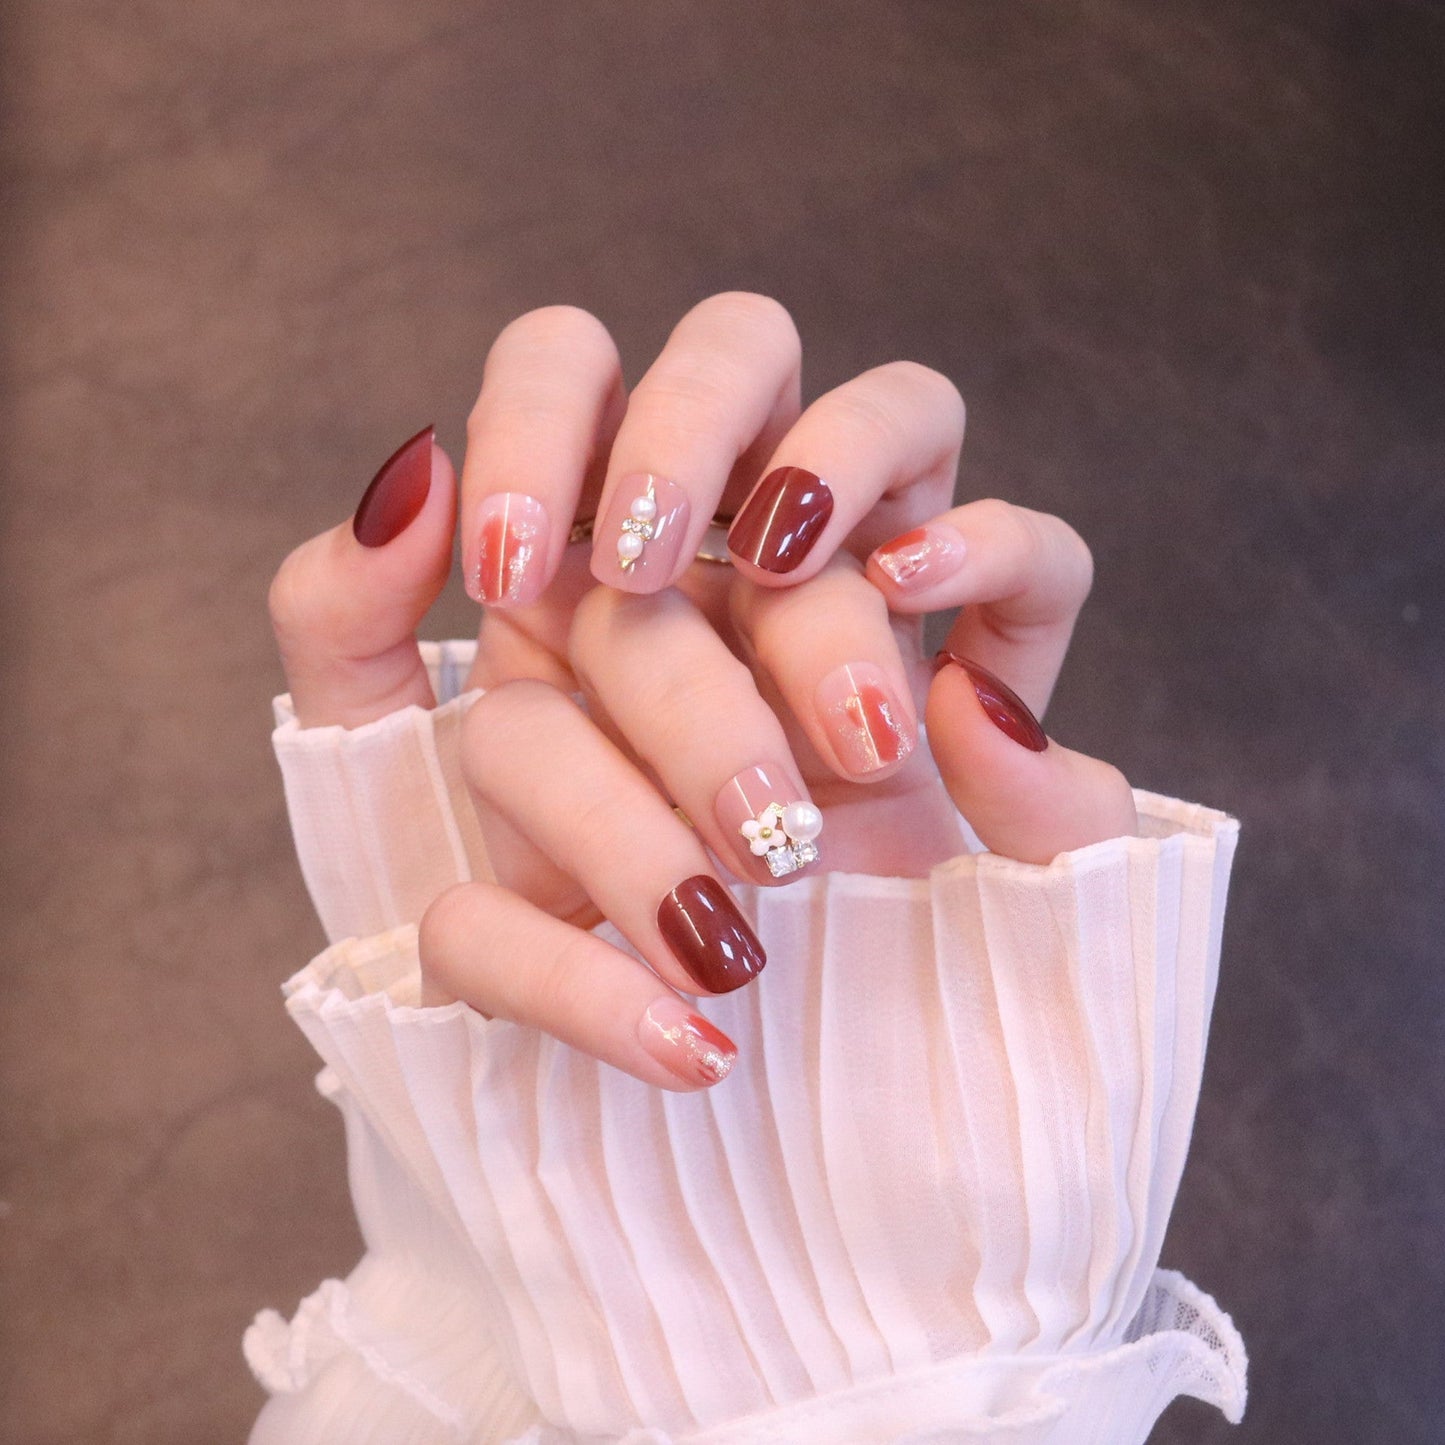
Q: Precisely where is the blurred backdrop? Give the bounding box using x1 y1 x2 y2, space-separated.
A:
1 2 1441 1441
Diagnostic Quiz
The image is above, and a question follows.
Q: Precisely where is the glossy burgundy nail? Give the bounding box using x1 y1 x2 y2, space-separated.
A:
352 425 434 547
728 466 834 573
934 650 1048 752
657 876 766 994
639 998 737 1087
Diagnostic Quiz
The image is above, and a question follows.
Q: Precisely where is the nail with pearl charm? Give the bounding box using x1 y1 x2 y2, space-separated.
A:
715 762 823 882
590 473 692 592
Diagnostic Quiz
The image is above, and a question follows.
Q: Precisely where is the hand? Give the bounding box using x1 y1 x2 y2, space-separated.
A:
269 295 1137 1092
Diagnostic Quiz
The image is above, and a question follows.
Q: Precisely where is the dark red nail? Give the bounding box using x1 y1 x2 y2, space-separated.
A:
728 466 834 573
352 425 435 547
657 876 766 994
934 651 1048 752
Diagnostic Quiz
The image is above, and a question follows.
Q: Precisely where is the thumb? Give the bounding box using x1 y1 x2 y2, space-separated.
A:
926 651 1137 865
269 426 457 727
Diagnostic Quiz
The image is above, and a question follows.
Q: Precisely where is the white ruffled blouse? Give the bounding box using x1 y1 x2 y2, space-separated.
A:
246 641 1248 1445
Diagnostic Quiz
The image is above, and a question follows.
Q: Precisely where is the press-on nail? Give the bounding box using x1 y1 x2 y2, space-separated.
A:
728 466 834 573
815 663 915 775
468 493 549 606
639 998 737 1087
352 425 434 547
934 651 1048 752
591 473 690 591
871 524 967 591
715 763 821 882
657 876 766 993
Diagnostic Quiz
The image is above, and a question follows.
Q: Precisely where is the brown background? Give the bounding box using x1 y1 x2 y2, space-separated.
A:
2 2 1442 1441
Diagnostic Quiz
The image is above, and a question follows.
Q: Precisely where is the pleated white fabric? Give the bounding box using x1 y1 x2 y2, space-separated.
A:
252 638 1248 1442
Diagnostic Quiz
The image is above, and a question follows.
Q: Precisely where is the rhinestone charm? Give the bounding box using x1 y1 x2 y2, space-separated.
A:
740 800 823 877
617 480 658 569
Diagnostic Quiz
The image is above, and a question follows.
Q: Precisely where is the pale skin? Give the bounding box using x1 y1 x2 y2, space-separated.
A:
268 293 1138 1091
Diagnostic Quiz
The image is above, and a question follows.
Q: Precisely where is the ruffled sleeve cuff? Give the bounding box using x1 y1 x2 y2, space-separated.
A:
254 795 1246 1444
271 640 490 943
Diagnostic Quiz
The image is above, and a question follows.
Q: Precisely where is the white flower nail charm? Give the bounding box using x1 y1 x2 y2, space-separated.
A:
617 480 658 570
740 800 823 877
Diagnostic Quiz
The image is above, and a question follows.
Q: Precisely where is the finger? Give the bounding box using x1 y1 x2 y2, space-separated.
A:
462 680 766 996
726 361 964 584
269 426 456 727
730 555 922 784
419 882 738 1091
927 651 1137 864
867 498 1094 718
568 588 823 887
460 306 626 608
588 292 802 593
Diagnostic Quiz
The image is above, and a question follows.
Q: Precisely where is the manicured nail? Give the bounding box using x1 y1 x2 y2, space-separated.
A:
934 651 1048 752
871 524 967 591
352 425 434 547
815 663 915 775
657 876 766 994
467 493 549 606
639 998 737 1087
715 763 822 883
591 473 691 591
728 466 834 573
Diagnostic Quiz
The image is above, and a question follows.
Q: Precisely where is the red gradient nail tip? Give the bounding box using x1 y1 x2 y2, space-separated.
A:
934 650 1048 751
728 466 834 573
639 998 738 1087
871 524 967 590
352 425 434 547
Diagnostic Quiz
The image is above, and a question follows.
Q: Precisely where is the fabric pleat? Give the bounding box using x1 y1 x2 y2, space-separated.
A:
253 791 1245 1443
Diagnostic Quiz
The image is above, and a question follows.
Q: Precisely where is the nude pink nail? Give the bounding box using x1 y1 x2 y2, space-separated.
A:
815 663 916 776
715 762 822 884
639 998 737 1088
871 524 967 591
467 493 549 607
590 473 691 591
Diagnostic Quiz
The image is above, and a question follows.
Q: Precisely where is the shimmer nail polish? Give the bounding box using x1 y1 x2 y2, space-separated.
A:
871 524 967 591
657 876 766 994
815 662 915 775
934 651 1048 752
728 466 834 573
352 425 434 547
590 473 691 591
639 998 737 1087
715 763 822 883
467 493 549 607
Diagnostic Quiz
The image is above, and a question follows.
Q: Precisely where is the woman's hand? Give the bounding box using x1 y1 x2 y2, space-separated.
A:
269 295 1136 1091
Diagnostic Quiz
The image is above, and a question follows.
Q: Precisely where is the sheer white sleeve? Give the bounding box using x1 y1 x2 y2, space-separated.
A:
251 641 1247 1443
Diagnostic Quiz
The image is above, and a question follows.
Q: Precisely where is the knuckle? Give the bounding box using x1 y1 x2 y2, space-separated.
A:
697 290 800 348
881 360 967 427
494 303 612 358
417 882 477 993
267 540 333 650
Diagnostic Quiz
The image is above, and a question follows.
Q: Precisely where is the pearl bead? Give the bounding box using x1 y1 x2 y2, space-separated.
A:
781 801 822 842
630 494 658 523
617 532 645 561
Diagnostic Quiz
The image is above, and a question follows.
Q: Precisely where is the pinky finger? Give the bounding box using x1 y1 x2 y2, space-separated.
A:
928 652 1137 865
418 882 738 1091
